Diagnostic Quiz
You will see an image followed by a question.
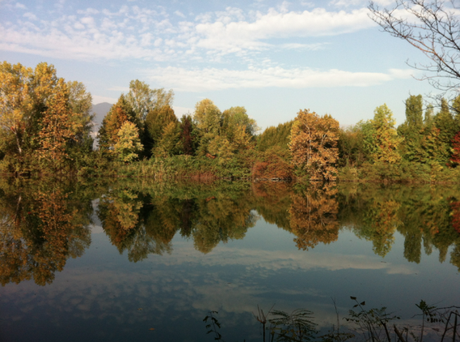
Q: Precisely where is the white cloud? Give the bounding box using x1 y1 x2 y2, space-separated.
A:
77 8 100 16
23 12 37 20
15 2 26 9
330 0 393 7
0 5 376 62
174 10 185 18
145 66 414 92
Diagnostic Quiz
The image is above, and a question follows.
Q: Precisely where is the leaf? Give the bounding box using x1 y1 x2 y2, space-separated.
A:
350 296 357 300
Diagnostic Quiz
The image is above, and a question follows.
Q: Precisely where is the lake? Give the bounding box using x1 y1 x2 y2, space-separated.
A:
1 179 459 341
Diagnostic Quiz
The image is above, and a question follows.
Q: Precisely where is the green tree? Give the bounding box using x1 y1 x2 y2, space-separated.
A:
153 121 181 157
398 95 424 162
222 106 258 138
257 121 293 152
433 98 457 164
145 104 177 149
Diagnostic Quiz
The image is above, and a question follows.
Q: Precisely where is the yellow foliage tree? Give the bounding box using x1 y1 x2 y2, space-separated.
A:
371 104 403 164
113 121 143 163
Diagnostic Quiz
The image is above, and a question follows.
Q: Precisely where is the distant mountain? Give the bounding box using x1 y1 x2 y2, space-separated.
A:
91 102 112 130
90 102 112 147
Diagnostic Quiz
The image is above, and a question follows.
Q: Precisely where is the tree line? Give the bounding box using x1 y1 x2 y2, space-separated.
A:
3 60 460 182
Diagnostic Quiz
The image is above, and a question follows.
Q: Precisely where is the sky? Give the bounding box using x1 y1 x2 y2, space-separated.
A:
0 0 440 130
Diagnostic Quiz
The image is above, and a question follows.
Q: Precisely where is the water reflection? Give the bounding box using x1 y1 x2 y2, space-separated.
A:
0 179 93 286
2 179 460 286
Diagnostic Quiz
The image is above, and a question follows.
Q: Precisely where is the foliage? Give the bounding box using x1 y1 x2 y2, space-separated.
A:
450 132 460 166
193 98 223 156
398 95 424 163
114 121 144 163
289 184 339 250
258 120 293 152
290 109 339 181
145 104 177 147
345 297 399 342
125 79 173 122
179 114 196 155
0 180 93 286
337 123 367 167
0 62 93 174
98 94 137 158
269 309 318 342
371 104 402 165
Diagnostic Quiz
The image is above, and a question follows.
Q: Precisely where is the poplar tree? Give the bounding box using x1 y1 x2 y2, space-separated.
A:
398 95 424 162
433 98 456 164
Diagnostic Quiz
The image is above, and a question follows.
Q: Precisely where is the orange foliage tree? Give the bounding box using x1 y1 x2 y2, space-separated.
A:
290 109 339 181
289 184 339 250
37 85 81 170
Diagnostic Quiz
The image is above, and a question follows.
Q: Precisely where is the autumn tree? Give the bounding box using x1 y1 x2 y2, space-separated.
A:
290 109 339 181
114 121 144 163
37 88 81 170
98 95 137 158
125 80 173 122
289 184 339 250
66 81 94 156
193 99 222 156
0 62 93 172
370 104 402 164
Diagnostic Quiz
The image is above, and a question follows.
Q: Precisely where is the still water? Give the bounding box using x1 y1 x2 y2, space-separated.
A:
0 179 459 341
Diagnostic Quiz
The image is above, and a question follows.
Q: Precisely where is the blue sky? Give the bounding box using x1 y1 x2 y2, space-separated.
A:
0 0 438 129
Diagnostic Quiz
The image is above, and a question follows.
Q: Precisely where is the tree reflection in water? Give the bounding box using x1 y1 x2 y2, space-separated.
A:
2 178 460 286
0 179 92 286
